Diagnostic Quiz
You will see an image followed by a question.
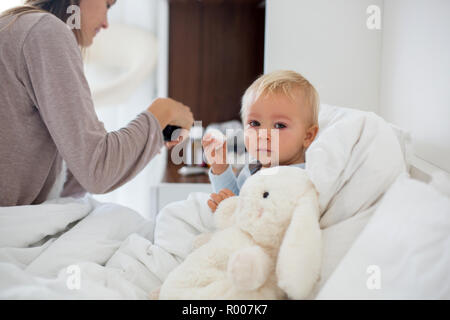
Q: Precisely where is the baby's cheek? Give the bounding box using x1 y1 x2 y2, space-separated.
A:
285 132 304 155
276 132 295 156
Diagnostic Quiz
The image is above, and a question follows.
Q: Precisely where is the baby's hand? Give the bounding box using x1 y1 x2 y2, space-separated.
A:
207 188 235 213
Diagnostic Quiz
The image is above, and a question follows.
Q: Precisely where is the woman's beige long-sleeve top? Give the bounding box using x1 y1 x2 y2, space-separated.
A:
0 12 164 206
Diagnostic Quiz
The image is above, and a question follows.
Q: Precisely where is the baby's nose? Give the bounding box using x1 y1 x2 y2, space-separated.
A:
257 129 271 140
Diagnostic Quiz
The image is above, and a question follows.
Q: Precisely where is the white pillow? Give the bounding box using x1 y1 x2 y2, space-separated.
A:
318 104 411 165
316 173 450 299
309 104 407 227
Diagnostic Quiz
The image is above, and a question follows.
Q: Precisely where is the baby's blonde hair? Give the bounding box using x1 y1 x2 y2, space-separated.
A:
241 70 320 126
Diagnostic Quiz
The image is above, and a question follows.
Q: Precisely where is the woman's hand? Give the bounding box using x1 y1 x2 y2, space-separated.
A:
207 188 235 213
147 98 194 132
202 131 228 175
164 135 183 149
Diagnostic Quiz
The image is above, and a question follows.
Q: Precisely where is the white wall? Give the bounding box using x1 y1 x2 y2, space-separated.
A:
108 0 169 98
265 0 450 175
91 0 167 218
108 0 158 32
265 0 383 112
379 0 450 173
0 0 22 13
156 0 169 98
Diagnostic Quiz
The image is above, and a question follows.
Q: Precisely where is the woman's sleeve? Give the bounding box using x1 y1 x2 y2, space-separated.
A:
21 15 164 194
61 169 86 198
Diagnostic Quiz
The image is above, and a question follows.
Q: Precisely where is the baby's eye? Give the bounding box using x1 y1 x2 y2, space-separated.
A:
274 123 286 129
248 120 260 127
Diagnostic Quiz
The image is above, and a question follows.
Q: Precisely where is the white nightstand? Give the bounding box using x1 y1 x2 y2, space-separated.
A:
149 182 212 222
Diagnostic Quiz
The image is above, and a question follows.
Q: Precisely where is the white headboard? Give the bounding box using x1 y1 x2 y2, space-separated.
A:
264 0 450 181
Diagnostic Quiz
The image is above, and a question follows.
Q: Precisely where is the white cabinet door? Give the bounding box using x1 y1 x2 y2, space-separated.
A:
149 183 212 221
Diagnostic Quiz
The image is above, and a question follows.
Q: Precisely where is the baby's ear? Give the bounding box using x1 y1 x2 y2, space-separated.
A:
304 124 319 148
214 196 239 229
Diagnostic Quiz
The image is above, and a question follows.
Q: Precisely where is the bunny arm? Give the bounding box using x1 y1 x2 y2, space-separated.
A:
276 189 322 299
148 286 161 300
191 196 239 251
227 246 272 291
192 232 213 250
214 196 239 229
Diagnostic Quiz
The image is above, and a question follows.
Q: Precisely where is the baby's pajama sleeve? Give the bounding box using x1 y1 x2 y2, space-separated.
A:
208 165 240 195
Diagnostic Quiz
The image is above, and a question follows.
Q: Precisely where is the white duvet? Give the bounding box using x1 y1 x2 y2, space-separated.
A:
0 104 406 299
0 196 161 299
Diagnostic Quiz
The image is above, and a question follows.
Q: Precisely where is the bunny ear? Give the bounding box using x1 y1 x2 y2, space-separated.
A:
276 188 322 299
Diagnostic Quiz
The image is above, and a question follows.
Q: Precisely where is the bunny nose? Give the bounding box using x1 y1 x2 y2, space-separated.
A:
257 207 264 218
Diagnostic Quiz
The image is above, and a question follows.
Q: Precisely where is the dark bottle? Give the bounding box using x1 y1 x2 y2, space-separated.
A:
163 125 182 142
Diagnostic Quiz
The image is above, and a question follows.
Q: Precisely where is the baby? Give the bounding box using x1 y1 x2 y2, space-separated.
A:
148 70 320 299
202 70 320 212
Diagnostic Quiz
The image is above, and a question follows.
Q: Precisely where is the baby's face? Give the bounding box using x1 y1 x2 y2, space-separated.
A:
243 91 312 167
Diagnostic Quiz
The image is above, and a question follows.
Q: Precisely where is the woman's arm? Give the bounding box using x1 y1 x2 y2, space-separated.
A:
21 14 167 194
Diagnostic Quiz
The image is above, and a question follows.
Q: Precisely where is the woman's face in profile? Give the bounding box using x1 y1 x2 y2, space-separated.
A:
79 0 116 46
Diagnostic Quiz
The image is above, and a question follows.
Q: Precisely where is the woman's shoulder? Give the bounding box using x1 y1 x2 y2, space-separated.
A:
20 12 80 57
4 11 75 47
1 12 67 62
22 12 72 37
15 11 82 72
1 11 57 33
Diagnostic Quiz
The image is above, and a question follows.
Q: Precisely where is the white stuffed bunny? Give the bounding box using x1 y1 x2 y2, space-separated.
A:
158 166 322 300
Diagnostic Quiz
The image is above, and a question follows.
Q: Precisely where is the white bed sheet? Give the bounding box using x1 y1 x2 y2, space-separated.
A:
0 196 162 299
317 174 450 299
0 104 407 299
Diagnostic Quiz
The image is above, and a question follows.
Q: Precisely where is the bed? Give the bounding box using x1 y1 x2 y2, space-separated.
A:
1 103 448 299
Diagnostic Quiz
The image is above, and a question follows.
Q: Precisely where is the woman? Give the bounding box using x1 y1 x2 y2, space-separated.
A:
0 0 194 206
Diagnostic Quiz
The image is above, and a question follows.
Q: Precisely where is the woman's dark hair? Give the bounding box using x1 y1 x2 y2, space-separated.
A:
0 0 84 46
